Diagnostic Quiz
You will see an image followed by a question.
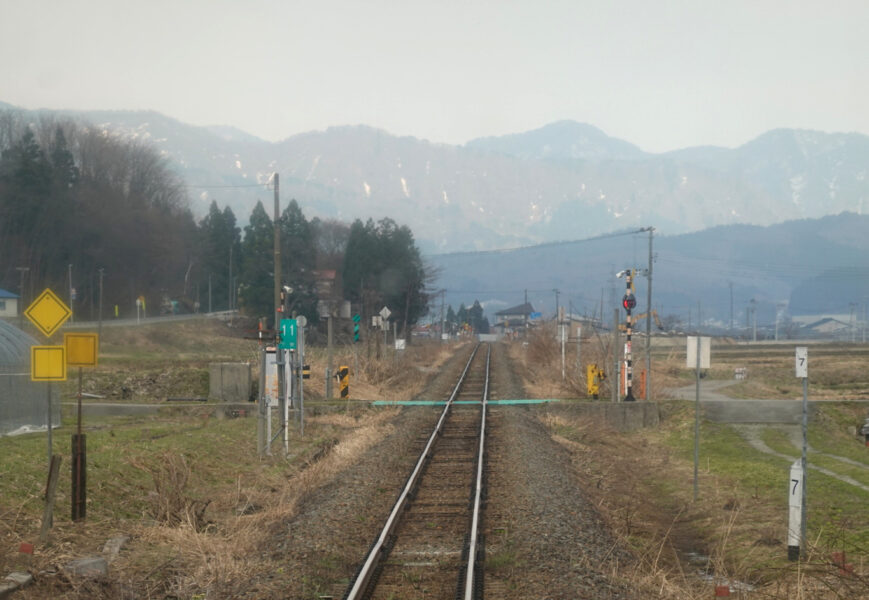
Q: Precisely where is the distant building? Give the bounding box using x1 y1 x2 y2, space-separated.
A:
493 302 535 334
802 317 852 339
0 289 18 318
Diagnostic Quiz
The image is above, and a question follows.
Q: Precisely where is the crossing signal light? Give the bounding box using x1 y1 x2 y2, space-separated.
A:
622 294 636 311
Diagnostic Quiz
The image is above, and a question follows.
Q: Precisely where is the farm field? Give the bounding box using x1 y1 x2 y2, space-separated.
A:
0 318 867 598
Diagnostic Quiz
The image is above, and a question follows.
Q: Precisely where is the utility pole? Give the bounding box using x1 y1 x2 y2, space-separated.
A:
98 269 105 338
68 264 74 323
850 302 856 343
327 312 333 399
643 226 654 401
752 300 757 342
16 266 28 329
553 289 560 324
863 298 866 344
729 281 734 333
440 290 445 343
612 308 620 403
273 173 281 330
228 245 233 312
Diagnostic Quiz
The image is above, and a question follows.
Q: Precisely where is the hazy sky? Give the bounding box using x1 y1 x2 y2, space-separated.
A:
2 0 866 153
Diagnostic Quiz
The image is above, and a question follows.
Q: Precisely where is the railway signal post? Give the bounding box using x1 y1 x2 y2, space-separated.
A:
620 269 637 402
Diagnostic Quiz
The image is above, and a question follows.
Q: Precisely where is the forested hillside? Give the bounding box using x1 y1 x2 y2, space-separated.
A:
0 114 428 334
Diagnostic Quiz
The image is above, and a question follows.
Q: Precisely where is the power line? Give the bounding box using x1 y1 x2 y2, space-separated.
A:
186 183 271 189
428 227 649 258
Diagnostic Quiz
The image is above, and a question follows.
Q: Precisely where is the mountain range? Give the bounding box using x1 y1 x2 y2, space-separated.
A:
2 103 867 254
427 212 869 329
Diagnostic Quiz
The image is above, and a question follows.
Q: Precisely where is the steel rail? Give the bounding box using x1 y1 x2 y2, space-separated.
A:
344 343 483 600
461 343 490 600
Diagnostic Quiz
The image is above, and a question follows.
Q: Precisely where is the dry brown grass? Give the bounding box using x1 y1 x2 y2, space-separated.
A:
131 452 211 530
509 325 683 401
119 408 401 599
539 403 869 599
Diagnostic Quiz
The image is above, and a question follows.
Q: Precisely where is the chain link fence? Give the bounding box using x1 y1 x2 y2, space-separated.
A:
0 320 60 436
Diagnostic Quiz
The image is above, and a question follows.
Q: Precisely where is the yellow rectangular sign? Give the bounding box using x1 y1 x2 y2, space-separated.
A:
31 346 67 381
65 333 99 367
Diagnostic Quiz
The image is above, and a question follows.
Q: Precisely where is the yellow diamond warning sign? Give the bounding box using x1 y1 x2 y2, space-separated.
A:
25 288 71 338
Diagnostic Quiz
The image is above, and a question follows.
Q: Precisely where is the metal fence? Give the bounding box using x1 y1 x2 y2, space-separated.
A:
0 319 60 436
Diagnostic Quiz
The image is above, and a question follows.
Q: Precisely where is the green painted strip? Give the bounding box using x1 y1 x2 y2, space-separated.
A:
371 399 561 406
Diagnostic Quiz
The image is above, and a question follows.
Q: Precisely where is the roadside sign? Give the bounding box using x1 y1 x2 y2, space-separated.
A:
379 306 391 321
686 336 711 369
795 347 808 378
31 345 67 381
65 333 99 367
279 318 297 350
25 288 72 338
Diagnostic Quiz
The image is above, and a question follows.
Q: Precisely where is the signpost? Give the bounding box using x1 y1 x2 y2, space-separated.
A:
26 289 73 474
25 289 87 527
379 307 391 357
687 336 711 501
65 330 99 522
791 346 809 560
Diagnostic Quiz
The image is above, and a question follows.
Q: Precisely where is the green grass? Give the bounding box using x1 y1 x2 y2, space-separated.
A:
661 407 869 555
487 549 518 570
0 409 294 528
665 419 787 497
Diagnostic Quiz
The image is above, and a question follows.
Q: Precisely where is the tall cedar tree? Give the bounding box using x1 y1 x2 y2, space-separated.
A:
198 201 241 312
280 199 319 322
238 201 274 321
342 217 428 340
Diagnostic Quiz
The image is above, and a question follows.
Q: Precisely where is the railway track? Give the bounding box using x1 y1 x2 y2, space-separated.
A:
343 343 490 600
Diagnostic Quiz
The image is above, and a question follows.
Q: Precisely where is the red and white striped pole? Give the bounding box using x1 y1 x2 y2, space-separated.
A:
622 269 636 402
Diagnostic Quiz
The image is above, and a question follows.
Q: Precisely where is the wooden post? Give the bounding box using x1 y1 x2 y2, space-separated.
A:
40 455 62 542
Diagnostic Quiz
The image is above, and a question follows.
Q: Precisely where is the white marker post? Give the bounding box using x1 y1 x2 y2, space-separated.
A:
793 346 809 560
788 460 804 561
687 336 710 501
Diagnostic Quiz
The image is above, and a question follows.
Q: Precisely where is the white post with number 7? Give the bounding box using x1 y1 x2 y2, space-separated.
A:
788 460 804 561
791 346 809 561
795 346 808 378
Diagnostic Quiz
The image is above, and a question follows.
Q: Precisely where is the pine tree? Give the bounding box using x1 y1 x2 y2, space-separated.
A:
280 199 318 320
238 201 275 320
